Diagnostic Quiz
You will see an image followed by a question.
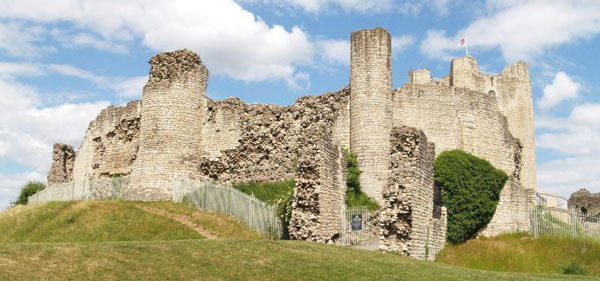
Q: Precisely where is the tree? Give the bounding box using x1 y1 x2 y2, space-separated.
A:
14 181 46 205
434 150 508 244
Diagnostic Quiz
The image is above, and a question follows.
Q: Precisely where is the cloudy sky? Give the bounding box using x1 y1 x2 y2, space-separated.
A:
0 0 599 207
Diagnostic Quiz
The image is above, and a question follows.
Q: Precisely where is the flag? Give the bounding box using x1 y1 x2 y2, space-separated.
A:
459 36 466 46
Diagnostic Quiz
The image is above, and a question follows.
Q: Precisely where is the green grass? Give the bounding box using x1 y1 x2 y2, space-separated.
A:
437 232 600 277
0 240 592 281
233 179 295 204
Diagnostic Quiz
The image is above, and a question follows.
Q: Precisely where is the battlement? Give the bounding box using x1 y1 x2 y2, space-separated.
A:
147 49 208 88
408 69 433 85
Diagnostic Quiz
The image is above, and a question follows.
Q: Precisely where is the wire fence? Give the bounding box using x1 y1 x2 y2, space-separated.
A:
172 178 283 239
531 205 600 241
28 177 129 205
340 206 378 246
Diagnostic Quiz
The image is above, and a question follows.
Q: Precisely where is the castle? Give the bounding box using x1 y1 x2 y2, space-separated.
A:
46 28 536 259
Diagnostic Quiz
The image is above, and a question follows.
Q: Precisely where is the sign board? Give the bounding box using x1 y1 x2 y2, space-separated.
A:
351 214 362 231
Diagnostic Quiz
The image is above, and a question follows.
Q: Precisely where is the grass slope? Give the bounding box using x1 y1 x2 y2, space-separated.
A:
437 232 600 277
0 240 592 281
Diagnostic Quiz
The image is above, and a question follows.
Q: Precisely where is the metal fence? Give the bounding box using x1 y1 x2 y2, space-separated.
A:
28 177 129 205
172 178 283 239
340 206 378 247
531 205 600 241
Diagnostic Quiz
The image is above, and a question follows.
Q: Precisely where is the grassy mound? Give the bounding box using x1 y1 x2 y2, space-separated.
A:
437 232 600 277
0 200 261 242
0 240 588 281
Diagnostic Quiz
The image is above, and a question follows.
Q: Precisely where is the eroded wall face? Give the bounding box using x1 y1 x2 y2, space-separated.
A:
289 125 346 243
379 126 446 260
47 143 76 186
128 49 207 201
71 100 141 183
350 28 392 203
199 88 350 184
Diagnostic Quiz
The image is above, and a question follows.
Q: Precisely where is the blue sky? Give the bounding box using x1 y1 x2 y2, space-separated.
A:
0 0 599 207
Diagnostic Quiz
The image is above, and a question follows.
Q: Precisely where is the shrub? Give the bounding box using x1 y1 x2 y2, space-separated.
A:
434 150 507 244
562 261 587 275
14 181 46 205
344 149 379 211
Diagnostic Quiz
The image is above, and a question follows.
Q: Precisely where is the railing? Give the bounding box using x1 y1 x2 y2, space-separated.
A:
28 177 129 205
531 205 600 241
172 178 283 239
340 206 377 247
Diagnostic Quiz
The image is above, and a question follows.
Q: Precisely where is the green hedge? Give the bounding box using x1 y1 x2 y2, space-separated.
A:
434 150 507 244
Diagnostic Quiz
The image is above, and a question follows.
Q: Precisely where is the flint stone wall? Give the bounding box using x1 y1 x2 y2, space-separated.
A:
288 125 346 243
47 143 76 185
379 126 446 260
569 189 600 217
199 87 350 184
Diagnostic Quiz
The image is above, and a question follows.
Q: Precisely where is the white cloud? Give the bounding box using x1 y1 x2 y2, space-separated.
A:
53 31 129 54
0 21 54 57
536 102 600 196
537 157 600 197
0 62 43 78
316 39 349 65
421 0 600 62
0 0 314 84
107 76 147 98
240 0 396 14
391 35 415 55
0 171 46 208
48 64 105 84
400 0 452 16
537 72 581 111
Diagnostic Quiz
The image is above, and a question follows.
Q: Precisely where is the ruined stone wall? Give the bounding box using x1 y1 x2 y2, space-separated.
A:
199 88 350 184
289 125 346 243
379 127 445 260
71 100 141 183
47 143 76 185
350 27 392 203
449 56 537 191
393 81 532 235
128 49 207 201
569 189 600 217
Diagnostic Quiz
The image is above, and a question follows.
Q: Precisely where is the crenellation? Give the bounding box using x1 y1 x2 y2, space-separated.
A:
46 27 538 256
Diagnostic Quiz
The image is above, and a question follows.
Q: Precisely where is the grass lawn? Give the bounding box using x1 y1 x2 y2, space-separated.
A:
0 240 594 281
437 232 600 277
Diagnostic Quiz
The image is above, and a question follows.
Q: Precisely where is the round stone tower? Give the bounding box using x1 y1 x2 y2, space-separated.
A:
128 49 207 200
350 28 392 203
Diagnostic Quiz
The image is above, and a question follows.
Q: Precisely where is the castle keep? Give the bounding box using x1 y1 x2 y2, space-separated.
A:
47 28 537 259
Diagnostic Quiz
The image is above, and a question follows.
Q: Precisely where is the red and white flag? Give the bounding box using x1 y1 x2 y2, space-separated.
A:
459 36 466 46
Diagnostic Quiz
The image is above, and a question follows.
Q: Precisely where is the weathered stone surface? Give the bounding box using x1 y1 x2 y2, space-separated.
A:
46 27 537 251
569 189 600 217
378 126 446 260
47 143 76 185
289 125 346 243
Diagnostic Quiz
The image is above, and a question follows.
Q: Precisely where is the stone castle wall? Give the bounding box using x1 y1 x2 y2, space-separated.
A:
47 143 76 185
128 49 208 201
379 127 446 260
289 125 346 242
350 27 392 203
71 100 141 182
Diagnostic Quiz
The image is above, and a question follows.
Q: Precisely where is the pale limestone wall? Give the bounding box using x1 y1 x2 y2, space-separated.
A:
379 127 446 260
449 56 536 191
289 125 346 243
128 49 207 201
393 81 532 235
203 98 243 158
47 143 76 185
350 27 392 203
71 100 141 182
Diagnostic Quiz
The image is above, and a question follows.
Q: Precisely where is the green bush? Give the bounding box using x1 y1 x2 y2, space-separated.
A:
434 150 507 244
14 181 46 205
233 180 295 239
562 261 587 275
343 149 379 211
